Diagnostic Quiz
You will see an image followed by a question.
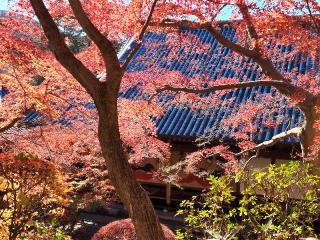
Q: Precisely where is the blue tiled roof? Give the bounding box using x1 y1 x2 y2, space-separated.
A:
119 27 318 143
0 87 8 98
0 87 65 126
2 27 317 145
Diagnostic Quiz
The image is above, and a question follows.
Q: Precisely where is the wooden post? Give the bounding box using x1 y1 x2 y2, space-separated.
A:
165 183 172 206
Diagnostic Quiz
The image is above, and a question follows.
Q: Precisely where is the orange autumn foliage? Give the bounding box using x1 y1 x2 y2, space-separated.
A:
0 152 70 240
1 0 320 238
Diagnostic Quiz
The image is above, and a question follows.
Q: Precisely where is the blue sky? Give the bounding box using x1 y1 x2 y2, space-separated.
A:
0 0 8 10
0 1 319 19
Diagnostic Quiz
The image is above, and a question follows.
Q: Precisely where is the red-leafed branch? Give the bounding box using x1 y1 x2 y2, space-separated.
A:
0 117 22 133
68 0 120 72
154 17 316 111
156 16 289 80
122 0 159 70
157 19 284 79
236 127 302 156
29 0 99 96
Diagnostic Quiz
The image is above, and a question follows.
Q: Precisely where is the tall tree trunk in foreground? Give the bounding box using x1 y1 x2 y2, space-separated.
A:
29 0 166 239
300 98 320 169
96 88 166 239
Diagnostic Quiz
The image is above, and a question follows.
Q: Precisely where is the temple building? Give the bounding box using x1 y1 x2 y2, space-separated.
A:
117 26 317 205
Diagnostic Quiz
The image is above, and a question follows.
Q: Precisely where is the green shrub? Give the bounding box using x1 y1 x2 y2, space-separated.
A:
20 218 71 240
177 161 320 240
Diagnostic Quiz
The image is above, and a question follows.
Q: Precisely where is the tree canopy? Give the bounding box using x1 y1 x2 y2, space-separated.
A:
1 0 320 239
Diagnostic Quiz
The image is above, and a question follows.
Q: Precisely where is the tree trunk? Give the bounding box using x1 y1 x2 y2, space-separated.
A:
95 89 166 240
300 97 320 170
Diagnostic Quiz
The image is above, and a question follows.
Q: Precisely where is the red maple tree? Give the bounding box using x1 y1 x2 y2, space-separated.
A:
1 0 320 239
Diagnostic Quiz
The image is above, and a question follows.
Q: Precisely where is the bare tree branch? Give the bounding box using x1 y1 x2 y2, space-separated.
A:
29 0 99 96
240 151 260 171
68 0 120 72
203 22 261 58
153 80 301 100
305 0 320 34
0 117 22 133
236 127 302 156
122 0 159 70
158 19 258 58
237 3 260 52
203 22 288 82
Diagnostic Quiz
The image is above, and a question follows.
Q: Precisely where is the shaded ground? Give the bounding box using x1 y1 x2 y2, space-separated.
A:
74 203 184 240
